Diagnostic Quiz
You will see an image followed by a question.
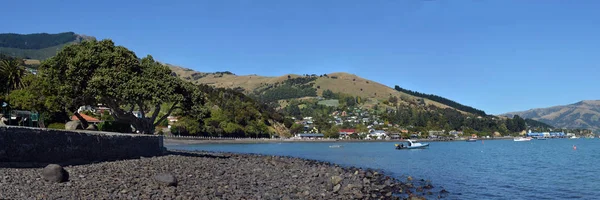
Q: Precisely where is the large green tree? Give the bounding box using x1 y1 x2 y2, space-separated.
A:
38 39 188 134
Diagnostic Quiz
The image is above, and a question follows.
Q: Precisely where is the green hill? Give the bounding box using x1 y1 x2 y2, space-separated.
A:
0 32 95 60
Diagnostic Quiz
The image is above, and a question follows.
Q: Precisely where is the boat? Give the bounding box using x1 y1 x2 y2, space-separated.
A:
395 139 429 149
466 138 477 142
569 136 580 139
329 145 343 148
513 137 532 142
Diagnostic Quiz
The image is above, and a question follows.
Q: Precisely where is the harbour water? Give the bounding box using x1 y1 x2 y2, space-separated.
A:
168 138 600 199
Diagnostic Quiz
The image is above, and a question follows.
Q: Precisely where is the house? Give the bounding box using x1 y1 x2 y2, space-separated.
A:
449 130 463 137
294 133 324 139
71 113 102 123
428 130 445 137
339 129 356 137
167 116 179 124
388 133 401 139
369 130 387 140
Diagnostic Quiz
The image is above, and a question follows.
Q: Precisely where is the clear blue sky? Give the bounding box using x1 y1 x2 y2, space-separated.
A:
2 0 598 114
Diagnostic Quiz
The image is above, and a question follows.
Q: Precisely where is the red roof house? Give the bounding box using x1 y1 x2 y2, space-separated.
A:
71 113 101 123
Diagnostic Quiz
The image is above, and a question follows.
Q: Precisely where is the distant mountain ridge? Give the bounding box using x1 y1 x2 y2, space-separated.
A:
501 100 600 132
0 32 95 60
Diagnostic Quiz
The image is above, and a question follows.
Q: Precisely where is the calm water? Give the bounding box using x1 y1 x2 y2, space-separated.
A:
167 139 600 199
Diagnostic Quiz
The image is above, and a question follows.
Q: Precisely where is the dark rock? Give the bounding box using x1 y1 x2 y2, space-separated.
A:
154 173 178 187
407 176 413 181
42 164 69 183
440 189 449 193
424 184 433 189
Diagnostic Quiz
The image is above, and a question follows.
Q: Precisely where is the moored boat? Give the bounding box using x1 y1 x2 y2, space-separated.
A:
395 139 429 149
514 137 532 142
466 138 477 142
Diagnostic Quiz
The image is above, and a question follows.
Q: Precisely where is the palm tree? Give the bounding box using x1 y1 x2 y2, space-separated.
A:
0 59 27 94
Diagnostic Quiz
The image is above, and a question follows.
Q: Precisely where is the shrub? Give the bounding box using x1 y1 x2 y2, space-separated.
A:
48 123 65 130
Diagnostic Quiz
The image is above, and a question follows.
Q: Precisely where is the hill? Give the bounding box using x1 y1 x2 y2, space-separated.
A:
169 66 476 114
501 100 600 132
0 32 95 60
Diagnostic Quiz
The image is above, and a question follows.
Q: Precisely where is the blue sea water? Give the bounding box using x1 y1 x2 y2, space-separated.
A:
167 139 600 199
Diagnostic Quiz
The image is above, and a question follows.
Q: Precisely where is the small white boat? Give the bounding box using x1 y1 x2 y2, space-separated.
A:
395 139 429 149
514 137 532 142
570 136 580 139
329 145 343 148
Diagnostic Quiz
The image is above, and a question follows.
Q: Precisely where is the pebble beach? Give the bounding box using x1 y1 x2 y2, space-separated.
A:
0 150 441 199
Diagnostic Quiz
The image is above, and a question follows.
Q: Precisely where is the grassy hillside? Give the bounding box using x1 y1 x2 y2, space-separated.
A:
170 67 460 113
0 32 94 60
502 100 600 132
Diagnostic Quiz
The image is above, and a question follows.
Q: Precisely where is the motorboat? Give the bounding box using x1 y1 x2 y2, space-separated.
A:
329 145 343 148
570 136 580 139
466 138 477 142
513 137 532 142
395 139 429 149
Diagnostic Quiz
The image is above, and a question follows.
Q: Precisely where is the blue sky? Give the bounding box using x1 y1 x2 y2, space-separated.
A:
2 0 598 114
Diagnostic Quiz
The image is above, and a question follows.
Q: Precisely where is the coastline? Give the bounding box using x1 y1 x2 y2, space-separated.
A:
164 137 514 145
0 150 440 199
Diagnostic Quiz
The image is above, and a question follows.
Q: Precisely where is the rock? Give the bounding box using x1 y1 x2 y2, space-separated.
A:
353 191 364 199
440 189 449 193
386 192 392 197
331 175 343 185
85 124 97 131
407 176 413 181
154 173 178 187
333 184 341 193
424 184 433 189
302 191 310 196
344 184 354 191
363 178 370 184
41 164 69 183
65 121 83 130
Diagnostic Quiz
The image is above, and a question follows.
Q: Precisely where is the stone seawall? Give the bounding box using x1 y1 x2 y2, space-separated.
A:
0 126 164 164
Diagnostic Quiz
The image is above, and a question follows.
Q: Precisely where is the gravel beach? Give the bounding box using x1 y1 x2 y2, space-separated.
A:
0 151 441 199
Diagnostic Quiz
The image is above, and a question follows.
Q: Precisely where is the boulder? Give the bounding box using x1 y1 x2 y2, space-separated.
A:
330 175 343 185
42 164 69 183
333 184 341 193
65 121 83 130
154 173 178 187
86 124 97 131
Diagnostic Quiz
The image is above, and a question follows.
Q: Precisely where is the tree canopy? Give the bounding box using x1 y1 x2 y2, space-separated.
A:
37 39 189 133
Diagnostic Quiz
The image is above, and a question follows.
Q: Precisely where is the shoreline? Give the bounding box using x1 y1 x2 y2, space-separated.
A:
164 137 515 145
0 150 441 199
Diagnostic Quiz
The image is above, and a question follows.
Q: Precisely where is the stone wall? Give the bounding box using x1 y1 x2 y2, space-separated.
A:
0 126 164 164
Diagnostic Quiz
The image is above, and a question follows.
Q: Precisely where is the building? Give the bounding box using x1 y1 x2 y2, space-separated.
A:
388 133 401 140
294 133 324 139
71 113 102 124
338 129 356 137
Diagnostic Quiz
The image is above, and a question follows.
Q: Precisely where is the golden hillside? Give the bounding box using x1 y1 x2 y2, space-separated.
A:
169 66 456 111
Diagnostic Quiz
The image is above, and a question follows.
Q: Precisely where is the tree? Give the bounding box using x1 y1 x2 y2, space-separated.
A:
324 126 340 138
38 40 187 134
0 58 27 93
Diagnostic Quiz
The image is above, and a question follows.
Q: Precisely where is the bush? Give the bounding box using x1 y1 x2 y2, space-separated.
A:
97 121 132 133
48 123 65 130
